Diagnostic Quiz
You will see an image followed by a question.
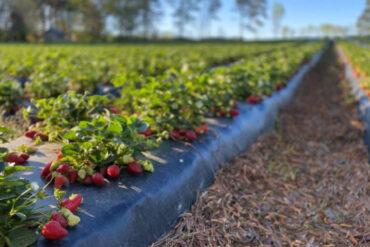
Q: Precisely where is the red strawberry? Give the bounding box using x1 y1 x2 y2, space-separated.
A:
219 110 226 117
10 106 20 114
41 162 52 177
54 174 67 188
25 130 37 139
145 128 152 136
246 96 262 104
230 109 239 117
276 84 283 91
92 173 104 186
110 106 120 114
246 96 255 103
195 127 203 135
99 167 107 176
19 153 30 161
127 162 143 174
51 212 68 228
185 130 197 141
4 154 18 163
202 123 209 132
139 128 152 137
41 221 68 240
170 130 180 140
14 156 25 165
210 107 216 116
46 172 53 182
68 170 77 184
107 164 120 178
83 176 92 185
361 86 367 90
233 102 238 108
56 164 69 174
179 130 186 137
61 194 82 212
56 153 63 160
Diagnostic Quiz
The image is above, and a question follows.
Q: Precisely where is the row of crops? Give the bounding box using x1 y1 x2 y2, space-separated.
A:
0 41 324 245
0 42 298 100
338 41 370 89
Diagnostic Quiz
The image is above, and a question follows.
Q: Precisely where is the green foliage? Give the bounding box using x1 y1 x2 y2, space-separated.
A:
24 92 109 140
340 42 370 77
60 113 158 172
0 126 49 247
0 80 23 113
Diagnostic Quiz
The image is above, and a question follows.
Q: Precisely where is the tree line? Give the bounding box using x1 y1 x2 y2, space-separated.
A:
357 0 370 35
0 0 269 42
0 0 368 42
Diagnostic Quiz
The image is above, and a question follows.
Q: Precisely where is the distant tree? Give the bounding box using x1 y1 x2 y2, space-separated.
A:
199 0 222 38
78 0 105 41
235 0 267 40
357 0 370 35
281 26 294 39
319 24 348 38
272 2 285 38
307 25 317 37
4 0 40 41
137 0 161 37
101 0 160 38
172 0 199 37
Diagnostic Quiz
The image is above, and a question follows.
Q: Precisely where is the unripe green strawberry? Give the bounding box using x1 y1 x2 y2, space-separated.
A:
122 154 134 164
146 139 159 149
86 167 94 176
138 160 154 173
59 208 80 227
50 160 62 171
26 147 37 154
78 169 86 180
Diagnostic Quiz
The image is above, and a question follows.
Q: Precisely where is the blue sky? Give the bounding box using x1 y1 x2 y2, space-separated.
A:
156 0 367 39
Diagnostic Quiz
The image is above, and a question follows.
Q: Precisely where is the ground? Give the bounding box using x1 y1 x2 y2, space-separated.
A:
152 46 370 246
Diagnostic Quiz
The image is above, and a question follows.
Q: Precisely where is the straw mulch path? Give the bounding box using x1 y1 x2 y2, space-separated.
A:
152 45 370 247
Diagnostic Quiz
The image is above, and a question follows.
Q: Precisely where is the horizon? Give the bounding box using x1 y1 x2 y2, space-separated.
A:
105 0 367 40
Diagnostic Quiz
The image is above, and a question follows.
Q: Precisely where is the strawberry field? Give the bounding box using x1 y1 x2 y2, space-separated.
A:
0 40 344 247
339 41 370 87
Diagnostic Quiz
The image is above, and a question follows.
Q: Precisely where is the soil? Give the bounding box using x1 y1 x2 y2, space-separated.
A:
151 45 370 247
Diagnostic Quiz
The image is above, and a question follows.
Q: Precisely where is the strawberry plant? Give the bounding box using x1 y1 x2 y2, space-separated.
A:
339 42 370 78
38 113 160 187
0 126 67 246
0 80 23 114
24 92 110 140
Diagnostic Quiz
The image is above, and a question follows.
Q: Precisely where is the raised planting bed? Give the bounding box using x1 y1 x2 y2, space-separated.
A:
1 44 328 247
336 44 370 154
